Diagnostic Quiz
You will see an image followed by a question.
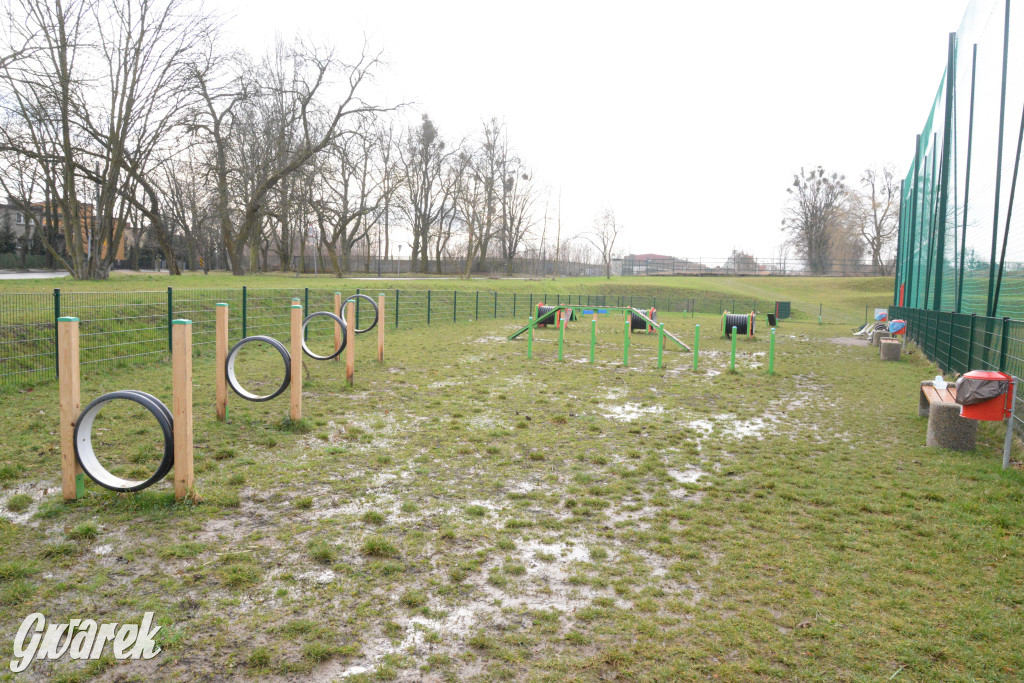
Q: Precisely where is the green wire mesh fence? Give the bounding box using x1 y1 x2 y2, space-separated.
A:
895 0 1024 318
0 287 824 390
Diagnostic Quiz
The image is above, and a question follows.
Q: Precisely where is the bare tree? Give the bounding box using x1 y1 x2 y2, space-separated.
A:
584 208 620 279
0 0 210 279
400 114 450 272
857 166 900 274
781 167 848 275
190 39 387 274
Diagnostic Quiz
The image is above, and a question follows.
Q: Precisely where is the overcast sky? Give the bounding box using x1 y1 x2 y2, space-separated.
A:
220 0 969 260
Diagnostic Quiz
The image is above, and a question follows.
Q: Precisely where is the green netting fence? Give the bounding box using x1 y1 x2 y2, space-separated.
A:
0 288 822 389
895 0 1024 318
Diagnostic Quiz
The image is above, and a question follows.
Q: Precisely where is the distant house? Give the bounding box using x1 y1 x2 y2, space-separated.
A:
27 200 126 261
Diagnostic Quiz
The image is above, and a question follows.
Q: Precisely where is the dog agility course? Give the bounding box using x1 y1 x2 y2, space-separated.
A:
0 278 1023 681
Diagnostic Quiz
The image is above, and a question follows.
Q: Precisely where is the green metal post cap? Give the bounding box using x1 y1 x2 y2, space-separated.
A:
172 319 192 325
57 316 79 322
216 303 228 307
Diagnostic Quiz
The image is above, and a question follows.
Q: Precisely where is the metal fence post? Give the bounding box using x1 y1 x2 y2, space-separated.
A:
494 291 498 318
395 290 400 328
167 286 173 353
513 292 516 318
1000 316 1011 371
304 287 309 340
454 291 457 323
967 313 976 369
946 314 954 373
355 288 361 330
475 290 479 320
53 288 61 378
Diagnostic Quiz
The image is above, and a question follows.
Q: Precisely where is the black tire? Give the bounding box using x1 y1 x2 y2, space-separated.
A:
302 311 347 360
344 294 379 333
226 335 291 401
73 390 174 493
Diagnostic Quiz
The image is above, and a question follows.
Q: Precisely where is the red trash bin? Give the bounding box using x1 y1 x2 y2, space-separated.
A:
957 370 1013 421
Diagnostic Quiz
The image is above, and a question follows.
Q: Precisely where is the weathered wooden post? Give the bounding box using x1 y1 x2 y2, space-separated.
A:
290 301 302 421
172 319 194 500
58 317 84 500
346 300 356 386
215 303 228 420
377 293 385 364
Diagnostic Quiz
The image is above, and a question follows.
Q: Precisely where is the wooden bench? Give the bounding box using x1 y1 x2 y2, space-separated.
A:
918 381 977 451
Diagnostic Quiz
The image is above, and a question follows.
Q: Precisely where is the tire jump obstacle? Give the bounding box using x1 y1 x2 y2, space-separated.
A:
508 305 690 368
57 294 385 500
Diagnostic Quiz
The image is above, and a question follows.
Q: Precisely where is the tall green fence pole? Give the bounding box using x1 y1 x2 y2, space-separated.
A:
454 291 457 323
527 317 534 359
693 324 700 370
395 290 400 328
987 0 1013 318
427 289 431 325
53 288 61 377
241 286 247 338
558 318 565 361
590 318 596 364
475 290 479 320
657 323 665 369
494 291 498 318
623 315 630 366
304 287 310 340
167 287 174 353
730 326 737 372
957 45 979 313
513 292 516 318
769 328 776 375
355 288 361 330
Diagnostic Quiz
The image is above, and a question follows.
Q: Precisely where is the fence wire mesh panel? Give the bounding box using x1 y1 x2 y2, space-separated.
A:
895 0 1024 318
0 288 827 390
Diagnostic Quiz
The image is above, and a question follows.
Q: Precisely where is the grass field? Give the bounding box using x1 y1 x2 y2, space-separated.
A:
0 271 896 323
0 302 1022 681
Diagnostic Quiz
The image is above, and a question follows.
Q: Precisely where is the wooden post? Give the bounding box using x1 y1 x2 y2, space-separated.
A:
172 319 194 500
58 317 83 500
346 300 356 386
377 293 385 364
215 303 228 421
290 303 302 421
334 292 343 362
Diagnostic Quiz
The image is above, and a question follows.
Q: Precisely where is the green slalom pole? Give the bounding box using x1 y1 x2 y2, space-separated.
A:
623 315 630 366
768 327 776 375
590 318 596 364
558 318 565 361
657 323 665 369
730 326 737 371
527 317 534 359
693 324 700 370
